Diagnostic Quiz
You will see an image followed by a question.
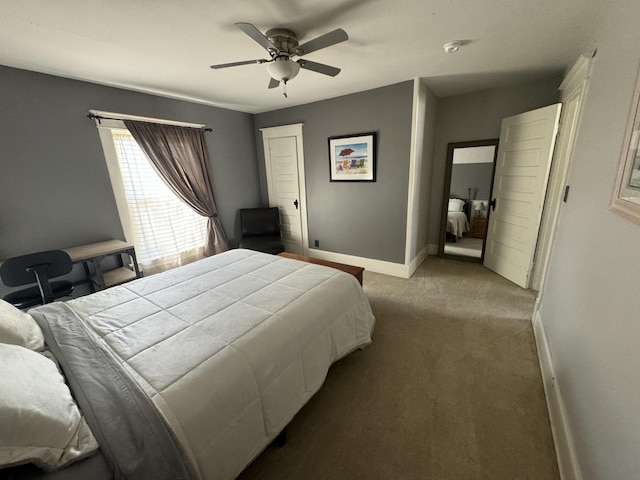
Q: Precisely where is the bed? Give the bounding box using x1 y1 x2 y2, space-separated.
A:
447 211 469 239
1 248 376 480
446 198 470 240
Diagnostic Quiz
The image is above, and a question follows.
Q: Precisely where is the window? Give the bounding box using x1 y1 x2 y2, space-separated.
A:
98 124 207 274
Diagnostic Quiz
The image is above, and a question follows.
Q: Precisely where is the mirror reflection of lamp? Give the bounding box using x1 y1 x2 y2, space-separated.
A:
475 201 487 218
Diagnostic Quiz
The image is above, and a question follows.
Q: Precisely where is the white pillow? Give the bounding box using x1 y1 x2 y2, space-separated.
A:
0 299 44 351
0 343 99 471
448 199 465 212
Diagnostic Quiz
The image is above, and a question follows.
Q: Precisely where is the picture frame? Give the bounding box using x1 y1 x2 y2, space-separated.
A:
610 62 640 224
328 132 376 182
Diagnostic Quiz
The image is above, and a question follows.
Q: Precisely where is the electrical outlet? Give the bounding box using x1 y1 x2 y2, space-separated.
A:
314 239 320 247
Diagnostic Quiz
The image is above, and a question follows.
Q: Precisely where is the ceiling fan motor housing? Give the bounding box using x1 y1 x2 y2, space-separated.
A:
264 28 302 82
265 28 300 55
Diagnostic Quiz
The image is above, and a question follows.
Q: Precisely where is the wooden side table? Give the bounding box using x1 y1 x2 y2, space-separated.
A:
470 216 488 239
277 252 364 286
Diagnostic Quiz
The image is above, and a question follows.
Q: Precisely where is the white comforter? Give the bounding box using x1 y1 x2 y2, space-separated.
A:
63 249 375 480
447 211 469 238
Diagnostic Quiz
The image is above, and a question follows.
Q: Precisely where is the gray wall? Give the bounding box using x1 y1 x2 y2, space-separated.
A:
429 77 562 244
254 81 414 264
538 1 640 478
450 163 494 201
0 66 260 294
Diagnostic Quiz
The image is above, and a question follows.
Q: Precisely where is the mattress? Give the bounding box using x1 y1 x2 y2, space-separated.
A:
38 249 376 480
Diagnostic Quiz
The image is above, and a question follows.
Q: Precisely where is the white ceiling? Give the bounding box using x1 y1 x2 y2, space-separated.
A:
0 0 603 114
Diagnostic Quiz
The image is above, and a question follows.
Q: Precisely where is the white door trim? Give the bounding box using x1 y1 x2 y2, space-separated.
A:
260 123 309 255
531 52 594 291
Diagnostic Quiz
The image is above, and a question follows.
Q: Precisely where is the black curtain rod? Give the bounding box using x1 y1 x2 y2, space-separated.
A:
87 113 212 132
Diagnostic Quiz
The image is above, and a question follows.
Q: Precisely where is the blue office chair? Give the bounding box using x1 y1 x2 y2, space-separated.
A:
0 250 74 309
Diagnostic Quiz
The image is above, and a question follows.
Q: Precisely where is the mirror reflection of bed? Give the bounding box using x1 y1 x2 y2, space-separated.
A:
439 139 498 262
445 199 487 258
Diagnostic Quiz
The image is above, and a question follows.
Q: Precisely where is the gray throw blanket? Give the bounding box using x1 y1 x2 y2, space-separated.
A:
10 303 190 480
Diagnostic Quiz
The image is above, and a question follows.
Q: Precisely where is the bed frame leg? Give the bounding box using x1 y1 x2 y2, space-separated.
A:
274 428 287 447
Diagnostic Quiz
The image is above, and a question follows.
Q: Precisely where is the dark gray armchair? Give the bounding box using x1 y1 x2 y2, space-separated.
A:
238 207 285 255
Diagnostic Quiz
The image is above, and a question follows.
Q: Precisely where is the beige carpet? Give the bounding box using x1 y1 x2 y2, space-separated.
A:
237 257 559 480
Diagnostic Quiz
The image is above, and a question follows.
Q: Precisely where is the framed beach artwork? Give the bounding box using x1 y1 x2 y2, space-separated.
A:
328 132 376 182
611 62 640 224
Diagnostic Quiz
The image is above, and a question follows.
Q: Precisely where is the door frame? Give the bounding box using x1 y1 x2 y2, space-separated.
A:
260 123 309 255
531 52 594 291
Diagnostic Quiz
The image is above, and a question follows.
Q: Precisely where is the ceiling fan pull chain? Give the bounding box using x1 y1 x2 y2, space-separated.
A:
282 80 288 99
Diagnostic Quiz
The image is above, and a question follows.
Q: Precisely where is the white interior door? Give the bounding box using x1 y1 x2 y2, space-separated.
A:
484 103 562 288
261 124 308 255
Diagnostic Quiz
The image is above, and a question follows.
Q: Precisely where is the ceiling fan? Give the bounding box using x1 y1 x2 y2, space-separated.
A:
211 22 348 95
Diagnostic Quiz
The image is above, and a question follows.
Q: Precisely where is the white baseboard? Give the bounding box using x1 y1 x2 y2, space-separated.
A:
306 248 420 278
532 309 583 480
406 245 430 277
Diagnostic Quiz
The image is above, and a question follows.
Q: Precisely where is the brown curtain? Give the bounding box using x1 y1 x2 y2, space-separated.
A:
124 120 229 256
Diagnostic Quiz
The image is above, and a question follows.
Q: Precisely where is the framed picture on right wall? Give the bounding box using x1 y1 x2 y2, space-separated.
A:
611 62 640 224
627 149 640 189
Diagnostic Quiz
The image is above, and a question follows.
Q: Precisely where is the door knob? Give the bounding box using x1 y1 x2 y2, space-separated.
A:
294 199 299 210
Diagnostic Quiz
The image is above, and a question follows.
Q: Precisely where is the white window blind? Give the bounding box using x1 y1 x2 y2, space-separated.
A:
111 132 207 274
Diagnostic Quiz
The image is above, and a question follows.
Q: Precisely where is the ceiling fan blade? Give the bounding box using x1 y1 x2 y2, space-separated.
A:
295 28 348 56
210 59 268 69
268 77 280 89
297 59 341 77
235 22 278 52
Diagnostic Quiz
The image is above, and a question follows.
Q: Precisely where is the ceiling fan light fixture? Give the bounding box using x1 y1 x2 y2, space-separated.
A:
266 58 301 83
443 41 463 54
